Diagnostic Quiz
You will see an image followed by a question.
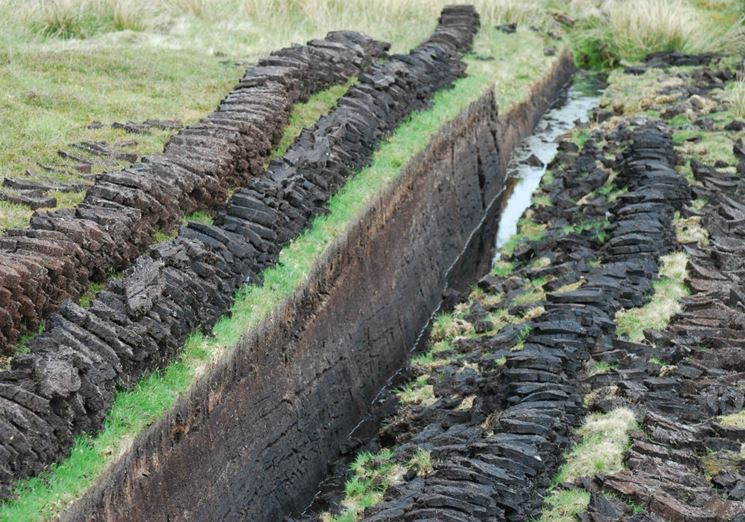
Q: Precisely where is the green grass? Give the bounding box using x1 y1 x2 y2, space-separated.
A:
616 252 690 342
395 375 435 406
537 489 591 522
0 26 556 520
0 45 243 231
326 448 403 522
492 259 514 277
78 282 105 308
554 408 637 485
501 216 547 258
571 128 590 147
11 323 44 357
407 448 433 475
560 218 610 243
181 210 214 226
587 360 615 376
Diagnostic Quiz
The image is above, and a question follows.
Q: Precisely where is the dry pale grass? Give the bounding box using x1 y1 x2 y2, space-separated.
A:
724 80 745 119
616 252 690 342
574 0 745 67
720 410 745 429
0 0 555 55
607 0 702 57
555 407 637 483
675 215 709 246
539 407 636 521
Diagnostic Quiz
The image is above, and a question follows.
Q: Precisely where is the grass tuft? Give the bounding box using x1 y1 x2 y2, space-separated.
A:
570 0 745 69
395 375 435 406
616 252 690 342
407 448 433 476
538 489 591 522
554 407 637 484
326 448 403 522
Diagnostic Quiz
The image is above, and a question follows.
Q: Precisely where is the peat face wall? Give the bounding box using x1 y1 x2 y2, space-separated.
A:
64 51 574 521
446 48 576 294
0 5 479 500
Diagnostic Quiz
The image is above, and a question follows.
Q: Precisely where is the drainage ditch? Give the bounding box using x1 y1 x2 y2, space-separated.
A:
494 72 604 253
292 70 606 522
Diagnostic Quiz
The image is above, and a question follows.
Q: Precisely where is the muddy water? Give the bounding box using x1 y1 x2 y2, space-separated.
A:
494 72 604 256
293 73 605 520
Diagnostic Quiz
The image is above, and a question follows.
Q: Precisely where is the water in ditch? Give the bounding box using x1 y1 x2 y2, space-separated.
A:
291 71 604 521
494 72 604 256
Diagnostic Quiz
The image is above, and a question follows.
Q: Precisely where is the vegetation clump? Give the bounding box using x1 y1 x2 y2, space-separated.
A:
616 252 690 342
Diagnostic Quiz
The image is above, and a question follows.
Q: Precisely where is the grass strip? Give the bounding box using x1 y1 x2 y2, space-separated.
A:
537 408 637 522
615 252 690 342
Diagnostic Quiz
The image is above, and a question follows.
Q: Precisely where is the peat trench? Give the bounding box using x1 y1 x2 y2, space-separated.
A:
299 116 704 521
0 6 480 503
494 72 604 253
60 17 582 522
292 71 603 520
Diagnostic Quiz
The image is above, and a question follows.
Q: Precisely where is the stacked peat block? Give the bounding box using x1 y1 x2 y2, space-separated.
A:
0 32 388 356
0 6 479 498
360 124 691 521
580 144 745 520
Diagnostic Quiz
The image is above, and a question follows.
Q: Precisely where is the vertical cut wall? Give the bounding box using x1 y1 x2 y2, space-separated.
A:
64 49 574 522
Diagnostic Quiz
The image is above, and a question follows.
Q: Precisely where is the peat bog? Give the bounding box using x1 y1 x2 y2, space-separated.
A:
0 1 744 521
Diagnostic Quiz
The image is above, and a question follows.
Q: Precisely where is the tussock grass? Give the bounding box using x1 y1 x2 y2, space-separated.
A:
616 252 690 342
571 0 745 68
539 408 637 521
